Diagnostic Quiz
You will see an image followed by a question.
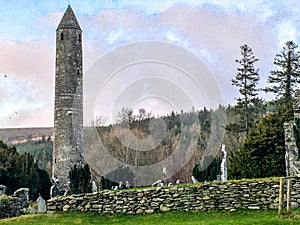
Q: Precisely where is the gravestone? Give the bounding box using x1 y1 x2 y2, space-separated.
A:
125 181 130 189
191 176 199 183
152 179 162 186
37 195 47 213
118 181 123 189
50 184 60 198
92 181 97 193
0 185 6 194
163 167 167 183
220 144 227 182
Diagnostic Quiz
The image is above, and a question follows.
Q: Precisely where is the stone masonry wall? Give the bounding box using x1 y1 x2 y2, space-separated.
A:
0 189 29 219
47 178 300 215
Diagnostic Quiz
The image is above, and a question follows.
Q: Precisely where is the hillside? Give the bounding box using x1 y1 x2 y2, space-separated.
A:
0 127 53 144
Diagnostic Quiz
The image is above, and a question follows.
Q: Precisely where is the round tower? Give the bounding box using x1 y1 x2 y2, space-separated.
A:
52 5 83 189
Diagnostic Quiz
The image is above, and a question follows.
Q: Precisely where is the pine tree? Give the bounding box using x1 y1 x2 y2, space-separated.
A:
264 41 300 103
231 44 260 133
0 141 51 200
69 164 92 194
228 102 293 179
193 157 221 182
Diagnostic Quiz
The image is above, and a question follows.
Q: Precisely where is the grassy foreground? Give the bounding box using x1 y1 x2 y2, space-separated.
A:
1 209 299 225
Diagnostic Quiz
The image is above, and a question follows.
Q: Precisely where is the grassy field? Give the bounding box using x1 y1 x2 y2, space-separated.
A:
1 209 299 225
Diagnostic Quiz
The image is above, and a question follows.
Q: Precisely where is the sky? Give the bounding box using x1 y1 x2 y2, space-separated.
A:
0 0 300 128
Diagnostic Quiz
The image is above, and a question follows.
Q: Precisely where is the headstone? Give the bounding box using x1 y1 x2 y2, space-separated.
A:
50 184 60 198
191 176 198 183
162 167 167 183
118 181 123 189
63 189 69 196
125 181 130 189
37 195 47 213
92 181 97 193
176 180 180 184
220 144 227 182
152 180 162 186
50 176 60 198
29 206 37 214
0 185 6 194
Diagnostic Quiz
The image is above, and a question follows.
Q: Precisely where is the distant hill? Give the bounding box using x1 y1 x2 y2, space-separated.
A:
0 127 53 144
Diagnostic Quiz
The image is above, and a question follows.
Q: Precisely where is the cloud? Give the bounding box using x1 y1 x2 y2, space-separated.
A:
0 41 54 84
1 1 300 127
0 75 53 128
80 5 278 108
0 21 105 128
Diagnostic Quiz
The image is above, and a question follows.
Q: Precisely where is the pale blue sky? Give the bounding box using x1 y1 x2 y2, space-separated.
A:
0 0 299 127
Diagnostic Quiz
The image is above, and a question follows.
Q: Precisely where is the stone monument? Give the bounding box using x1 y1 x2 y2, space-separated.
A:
285 89 300 175
50 178 60 198
52 5 84 190
92 181 97 193
37 195 47 213
0 185 6 194
220 144 227 182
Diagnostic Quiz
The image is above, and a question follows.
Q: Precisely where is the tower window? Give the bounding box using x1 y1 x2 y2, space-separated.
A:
78 34 81 42
77 68 82 78
60 32 64 41
54 158 57 163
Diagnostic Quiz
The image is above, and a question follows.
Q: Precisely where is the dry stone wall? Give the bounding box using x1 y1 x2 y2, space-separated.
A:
0 188 29 219
47 178 300 215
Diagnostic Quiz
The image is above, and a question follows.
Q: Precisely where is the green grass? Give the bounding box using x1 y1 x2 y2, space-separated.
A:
1 209 299 225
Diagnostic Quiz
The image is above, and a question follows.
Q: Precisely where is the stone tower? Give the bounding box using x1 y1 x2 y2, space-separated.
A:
52 5 83 189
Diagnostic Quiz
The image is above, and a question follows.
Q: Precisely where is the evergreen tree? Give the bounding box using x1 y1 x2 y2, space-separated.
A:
228 102 293 179
264 41 300 103
0 141 51 200
193 157 221 182
69 164 92 194
231 44 260 133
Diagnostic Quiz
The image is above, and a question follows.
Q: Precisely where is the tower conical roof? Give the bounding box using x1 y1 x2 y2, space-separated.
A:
57 5 81 30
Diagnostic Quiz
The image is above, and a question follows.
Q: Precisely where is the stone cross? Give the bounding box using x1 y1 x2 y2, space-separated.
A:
37 195 47 213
